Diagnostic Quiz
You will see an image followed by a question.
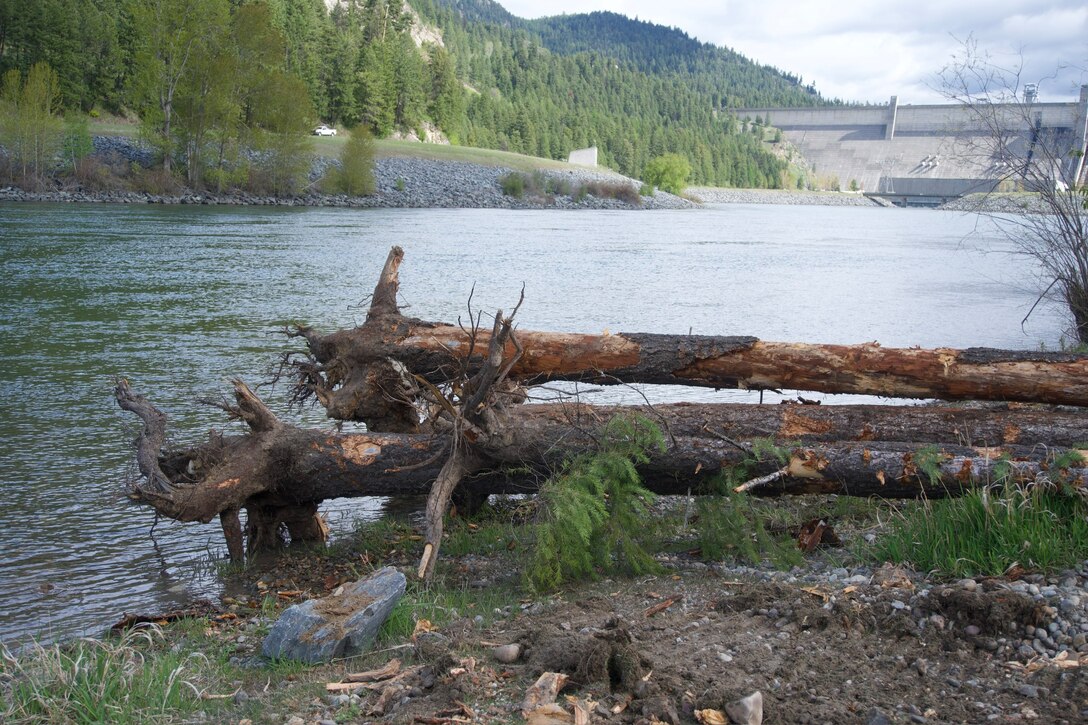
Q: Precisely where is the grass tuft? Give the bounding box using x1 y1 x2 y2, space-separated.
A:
874 483 1088 577
0 625 215 724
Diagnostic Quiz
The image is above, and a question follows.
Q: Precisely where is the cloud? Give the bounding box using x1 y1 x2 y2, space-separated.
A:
499 0 1088 103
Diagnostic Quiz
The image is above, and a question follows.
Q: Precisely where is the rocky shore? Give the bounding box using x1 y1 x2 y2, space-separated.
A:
687 186 884 207
0 135 693 211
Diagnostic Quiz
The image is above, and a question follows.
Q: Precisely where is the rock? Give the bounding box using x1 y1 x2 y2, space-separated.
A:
865 708 892 725
1017 683 1040 698
964 624 981 636
286 718 304 725
262 566 406 663
492 643 522 663
724 691 763 725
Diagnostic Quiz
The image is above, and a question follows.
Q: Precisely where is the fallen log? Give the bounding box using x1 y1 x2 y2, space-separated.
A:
287 247 1088 428
118 380 1088 558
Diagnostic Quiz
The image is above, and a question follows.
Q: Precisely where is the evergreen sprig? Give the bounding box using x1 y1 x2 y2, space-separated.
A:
526 415 665 592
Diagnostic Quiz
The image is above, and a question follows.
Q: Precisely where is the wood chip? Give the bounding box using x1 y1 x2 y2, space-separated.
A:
522 672 569 716
644 596 682 617
695 709 727 725
344 658 401 683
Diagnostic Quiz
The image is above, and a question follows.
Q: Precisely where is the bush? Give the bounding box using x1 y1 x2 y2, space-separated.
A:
61 114 93 172
499 171 526 198
332 126 376 196
131 166 182 195
643 153 691 195
580 180 641 205
526 415 665 592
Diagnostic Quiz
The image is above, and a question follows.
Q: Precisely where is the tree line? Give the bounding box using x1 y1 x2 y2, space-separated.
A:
1 0 828 190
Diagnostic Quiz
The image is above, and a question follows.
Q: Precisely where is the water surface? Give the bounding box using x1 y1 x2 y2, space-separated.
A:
0 202 1064 643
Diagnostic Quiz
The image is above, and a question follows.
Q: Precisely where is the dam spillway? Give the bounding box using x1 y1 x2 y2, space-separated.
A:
735 87 1088 206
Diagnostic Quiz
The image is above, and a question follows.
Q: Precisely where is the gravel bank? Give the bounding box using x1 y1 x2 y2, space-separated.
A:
938 193 1052 214
688 186 884 207
0 136 692 210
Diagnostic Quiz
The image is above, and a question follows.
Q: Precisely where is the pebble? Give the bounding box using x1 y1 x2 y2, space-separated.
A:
964 624 981 636
492 644 522 664
1018 684 1040 698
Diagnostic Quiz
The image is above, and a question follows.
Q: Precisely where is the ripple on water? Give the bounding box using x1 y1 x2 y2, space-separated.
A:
0 201 1065 643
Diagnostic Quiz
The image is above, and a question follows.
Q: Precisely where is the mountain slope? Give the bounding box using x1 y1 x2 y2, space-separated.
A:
409 0 820 187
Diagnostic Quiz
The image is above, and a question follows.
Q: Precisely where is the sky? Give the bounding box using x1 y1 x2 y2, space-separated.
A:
499 0 1088 104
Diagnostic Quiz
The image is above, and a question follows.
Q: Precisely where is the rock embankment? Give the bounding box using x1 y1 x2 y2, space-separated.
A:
0 135 693 211
938 193 1052 214
688 187 883 207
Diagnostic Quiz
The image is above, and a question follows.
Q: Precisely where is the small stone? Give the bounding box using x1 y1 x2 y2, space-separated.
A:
865 708 892 725
286 718 304 725
724 691 763 725
1017 683 1040 698
718 652 734 663
965 624 981 636
492 644 522 664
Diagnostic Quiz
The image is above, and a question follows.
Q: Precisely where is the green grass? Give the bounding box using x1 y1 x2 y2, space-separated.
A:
0 625 229 724
378 580 521 644
874 484 1088 577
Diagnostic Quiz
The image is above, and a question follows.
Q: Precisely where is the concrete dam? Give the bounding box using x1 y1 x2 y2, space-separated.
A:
736 87 1088 206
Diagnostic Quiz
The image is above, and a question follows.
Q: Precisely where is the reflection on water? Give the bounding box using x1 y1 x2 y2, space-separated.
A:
0 201 1064 643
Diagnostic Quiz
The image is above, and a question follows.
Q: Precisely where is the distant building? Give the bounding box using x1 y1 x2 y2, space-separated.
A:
568 146 598 166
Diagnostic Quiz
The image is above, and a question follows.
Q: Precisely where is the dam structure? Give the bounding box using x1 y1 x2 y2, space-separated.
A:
736 86 1088 206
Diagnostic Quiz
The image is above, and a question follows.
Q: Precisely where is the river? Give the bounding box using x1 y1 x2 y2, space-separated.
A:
0 201 1066 644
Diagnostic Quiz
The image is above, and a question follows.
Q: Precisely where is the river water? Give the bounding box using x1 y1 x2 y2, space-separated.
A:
0 201 1066 644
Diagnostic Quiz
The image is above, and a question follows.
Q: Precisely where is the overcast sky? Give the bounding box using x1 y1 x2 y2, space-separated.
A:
499 0 1088 104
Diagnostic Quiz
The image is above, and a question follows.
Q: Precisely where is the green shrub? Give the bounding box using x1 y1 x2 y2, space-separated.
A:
643 153 691 195
61 113 93 172
694 492 804 568
499 171 526 197
333 126 376 196
526 415 665 591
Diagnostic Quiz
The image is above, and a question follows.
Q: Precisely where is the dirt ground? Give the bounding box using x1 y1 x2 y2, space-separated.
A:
223 532 1088 725
380 575 1084 725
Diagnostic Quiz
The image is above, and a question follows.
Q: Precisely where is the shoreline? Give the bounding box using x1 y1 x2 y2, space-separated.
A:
0 138 694 211
687 186 885 207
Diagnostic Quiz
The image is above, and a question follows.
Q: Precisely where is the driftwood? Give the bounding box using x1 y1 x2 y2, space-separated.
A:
118 379 1088 559
116 247 1088 572
287 247 1088 429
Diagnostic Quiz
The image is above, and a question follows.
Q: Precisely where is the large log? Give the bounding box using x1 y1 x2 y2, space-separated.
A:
289 247 1088 428
118 380 1088 557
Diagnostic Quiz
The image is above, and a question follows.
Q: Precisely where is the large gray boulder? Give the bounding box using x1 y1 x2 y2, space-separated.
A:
262 566 406 663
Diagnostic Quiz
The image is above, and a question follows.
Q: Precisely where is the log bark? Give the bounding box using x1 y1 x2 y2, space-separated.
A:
289 247 1088 428
118 381 1088 556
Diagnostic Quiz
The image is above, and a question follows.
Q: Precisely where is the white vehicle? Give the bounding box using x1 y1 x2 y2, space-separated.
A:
313 124 337 137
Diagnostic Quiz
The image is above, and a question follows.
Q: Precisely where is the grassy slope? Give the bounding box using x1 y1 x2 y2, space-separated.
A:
89 118 608 176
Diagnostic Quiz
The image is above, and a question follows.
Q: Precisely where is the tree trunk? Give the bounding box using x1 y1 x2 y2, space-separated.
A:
118 380 1088 557
290 248 1088 428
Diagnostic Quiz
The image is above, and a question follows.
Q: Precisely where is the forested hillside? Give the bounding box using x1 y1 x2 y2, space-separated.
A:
1 0 828 188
